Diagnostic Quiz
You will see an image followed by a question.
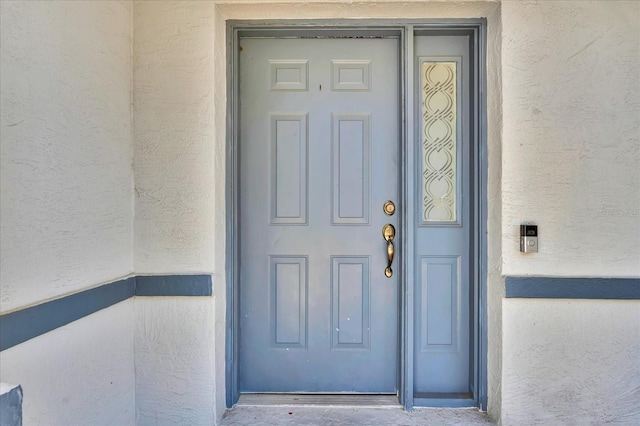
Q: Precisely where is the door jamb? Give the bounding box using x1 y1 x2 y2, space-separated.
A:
225 19 488 411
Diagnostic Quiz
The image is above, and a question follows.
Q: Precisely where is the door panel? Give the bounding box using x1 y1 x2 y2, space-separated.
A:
270 113 308 224
413 35 473 395
239 37 400 393
332 113 370 224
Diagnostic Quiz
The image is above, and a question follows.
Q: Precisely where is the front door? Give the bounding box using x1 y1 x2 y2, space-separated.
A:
239 36 400 393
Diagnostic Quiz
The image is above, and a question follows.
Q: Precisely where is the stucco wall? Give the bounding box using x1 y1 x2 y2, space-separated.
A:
503 299 640 425
133 0 216 275
133 2 219 424
501 0 640 277
0 300 135 425
0 2 135 423
134 297 216 425
0 0 134 313
500 1 640 424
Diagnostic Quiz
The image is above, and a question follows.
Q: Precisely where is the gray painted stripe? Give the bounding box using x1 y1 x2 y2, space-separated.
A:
136 274 212 296
0 275 213 351
505 277 640 299
0 277 135 351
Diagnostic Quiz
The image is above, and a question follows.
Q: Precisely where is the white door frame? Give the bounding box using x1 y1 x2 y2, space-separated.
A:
225 20 488 411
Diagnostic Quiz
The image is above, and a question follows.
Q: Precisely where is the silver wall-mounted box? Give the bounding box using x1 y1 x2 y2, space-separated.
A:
520 225 538 253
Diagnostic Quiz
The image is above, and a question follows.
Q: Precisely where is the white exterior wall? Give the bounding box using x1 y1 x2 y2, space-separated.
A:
133 2 220 424
500 1 640 424
0 2 135 424
133 1 216 275
134 298 216 425
0 300 135 425
501 0 640 277
0 1 134 312
503 299 640 425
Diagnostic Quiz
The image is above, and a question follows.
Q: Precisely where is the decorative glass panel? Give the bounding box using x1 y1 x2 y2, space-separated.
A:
421 62 457 222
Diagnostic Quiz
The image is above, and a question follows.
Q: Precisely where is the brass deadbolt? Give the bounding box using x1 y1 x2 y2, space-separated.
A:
383 201 396 216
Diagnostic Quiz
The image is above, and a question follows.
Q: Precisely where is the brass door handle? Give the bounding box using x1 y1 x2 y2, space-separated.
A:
382 224 395 278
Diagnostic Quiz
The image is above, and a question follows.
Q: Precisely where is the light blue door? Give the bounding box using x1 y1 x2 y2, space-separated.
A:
412 34 473 398
239 37 400 393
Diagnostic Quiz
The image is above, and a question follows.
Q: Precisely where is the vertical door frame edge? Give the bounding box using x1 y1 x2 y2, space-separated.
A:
402 23 415 410
225 21 240 409
225 19 488 411
477 21 489 411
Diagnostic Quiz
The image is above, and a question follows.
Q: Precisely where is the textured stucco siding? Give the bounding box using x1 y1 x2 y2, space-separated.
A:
134 297 216 425
503 299 640 425
501 0 640 277
0 2 135 424
133 3 220 424
133 0 216 274
0 0 134 313
0 300 135 425
500 2 640 424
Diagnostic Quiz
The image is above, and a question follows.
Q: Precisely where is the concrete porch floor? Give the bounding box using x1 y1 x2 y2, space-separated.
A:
221 406 495 425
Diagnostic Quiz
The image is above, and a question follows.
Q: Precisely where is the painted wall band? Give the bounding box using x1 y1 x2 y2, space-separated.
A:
4 275 634 352
136 274 212 296
505 277 640 299
0 275 213 351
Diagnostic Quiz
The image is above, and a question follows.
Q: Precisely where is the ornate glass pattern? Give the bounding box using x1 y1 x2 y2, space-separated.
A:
421 62 457 222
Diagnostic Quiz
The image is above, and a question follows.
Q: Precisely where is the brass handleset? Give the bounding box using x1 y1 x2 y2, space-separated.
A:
382 200 396 277
382 223 395 278
382 200 396 278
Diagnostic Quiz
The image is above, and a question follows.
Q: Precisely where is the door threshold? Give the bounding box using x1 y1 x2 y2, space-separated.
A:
237 393 400 407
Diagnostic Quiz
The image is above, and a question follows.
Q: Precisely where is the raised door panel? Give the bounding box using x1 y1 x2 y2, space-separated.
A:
270 60 309 91
332 113 371 225
270 113 308 225
418 256 460 352
331 257 370 350
270 256 308 349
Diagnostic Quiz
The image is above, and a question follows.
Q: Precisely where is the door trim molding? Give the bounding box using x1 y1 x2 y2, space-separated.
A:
225 19 488 411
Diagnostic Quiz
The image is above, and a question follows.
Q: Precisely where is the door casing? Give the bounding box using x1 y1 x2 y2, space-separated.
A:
225 19 488 411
